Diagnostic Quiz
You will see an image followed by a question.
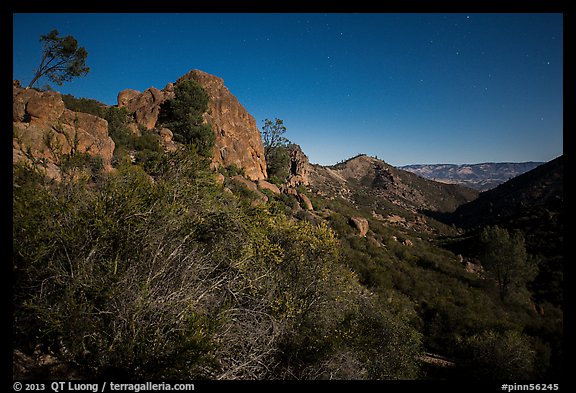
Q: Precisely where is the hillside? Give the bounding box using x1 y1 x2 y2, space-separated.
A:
12 71 562 381
400 162 545 191
439 155 563 329
307 154 478 235
448 156 562 229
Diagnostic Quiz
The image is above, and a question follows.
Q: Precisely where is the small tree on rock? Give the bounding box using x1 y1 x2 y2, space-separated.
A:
261 118 291 182
261 118 289 161
27 29 90 89
159 80 214 158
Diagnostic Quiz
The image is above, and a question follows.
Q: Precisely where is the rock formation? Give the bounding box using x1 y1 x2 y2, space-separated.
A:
287 144 310 186
116 70 267 181
13 83 115 179
177 70 267 181
230 175 268 206
13 69 269 183
117 85 175 130
349 216 369 237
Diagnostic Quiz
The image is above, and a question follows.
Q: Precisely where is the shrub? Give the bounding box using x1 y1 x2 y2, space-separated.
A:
266 145 291 183
456 330 538 379
102 106 134 149
13 151 425 379
61 94 106 117
159 80 214 157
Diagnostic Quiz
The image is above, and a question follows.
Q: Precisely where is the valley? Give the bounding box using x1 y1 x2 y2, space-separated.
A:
12 70 563 381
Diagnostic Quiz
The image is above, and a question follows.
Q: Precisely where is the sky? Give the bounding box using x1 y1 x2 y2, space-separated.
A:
12 13 563 167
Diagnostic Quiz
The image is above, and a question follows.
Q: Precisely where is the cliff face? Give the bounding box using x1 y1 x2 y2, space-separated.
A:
117 69 267 181
177 70 267 180
13 70 268 181
13 81 115 180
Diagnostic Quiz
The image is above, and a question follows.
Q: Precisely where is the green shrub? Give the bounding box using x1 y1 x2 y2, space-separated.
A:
456 330 538 379
13 150 426 379
61 94 106 117
266 146 290 183
159 80 214 157
103 106 134 150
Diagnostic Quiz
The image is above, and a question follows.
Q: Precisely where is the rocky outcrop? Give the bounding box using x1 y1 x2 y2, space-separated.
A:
13 84 115 179
117 70 267 181
117 85 175 130
287 144 310 186
349 216 369 237
257 180 281 195
464 260 484 275
177 70 266 181
157 127 178 152
230 175 268 206
298 193 313 211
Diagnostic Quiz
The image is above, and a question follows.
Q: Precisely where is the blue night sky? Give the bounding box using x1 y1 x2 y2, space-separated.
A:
13 13 563 167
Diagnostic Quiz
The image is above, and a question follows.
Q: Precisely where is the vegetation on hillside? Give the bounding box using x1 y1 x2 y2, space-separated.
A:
14 91 562 381
13 147 422 379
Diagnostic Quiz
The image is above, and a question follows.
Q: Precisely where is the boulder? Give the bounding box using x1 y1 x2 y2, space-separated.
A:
257 180 281 195
158 127 173 143
231 175 259 193
402 239 413 247
117 86 174 130
298 193 313 211
465 260 484 275
26 91 66 122
117 89 141 108
349 216 369 237
214 172 225 185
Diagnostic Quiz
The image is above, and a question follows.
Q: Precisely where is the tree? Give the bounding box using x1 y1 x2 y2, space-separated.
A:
261 118 289 161
266 146 291 183
479 225 537 300
27 29 90 89
159 80 214 157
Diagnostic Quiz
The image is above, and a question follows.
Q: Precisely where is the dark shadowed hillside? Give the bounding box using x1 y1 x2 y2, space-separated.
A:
448 156 562 229
440 155 563 311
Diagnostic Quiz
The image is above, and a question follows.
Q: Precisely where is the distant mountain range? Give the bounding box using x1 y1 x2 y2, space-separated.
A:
399 162 545 191
447 155 563 229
